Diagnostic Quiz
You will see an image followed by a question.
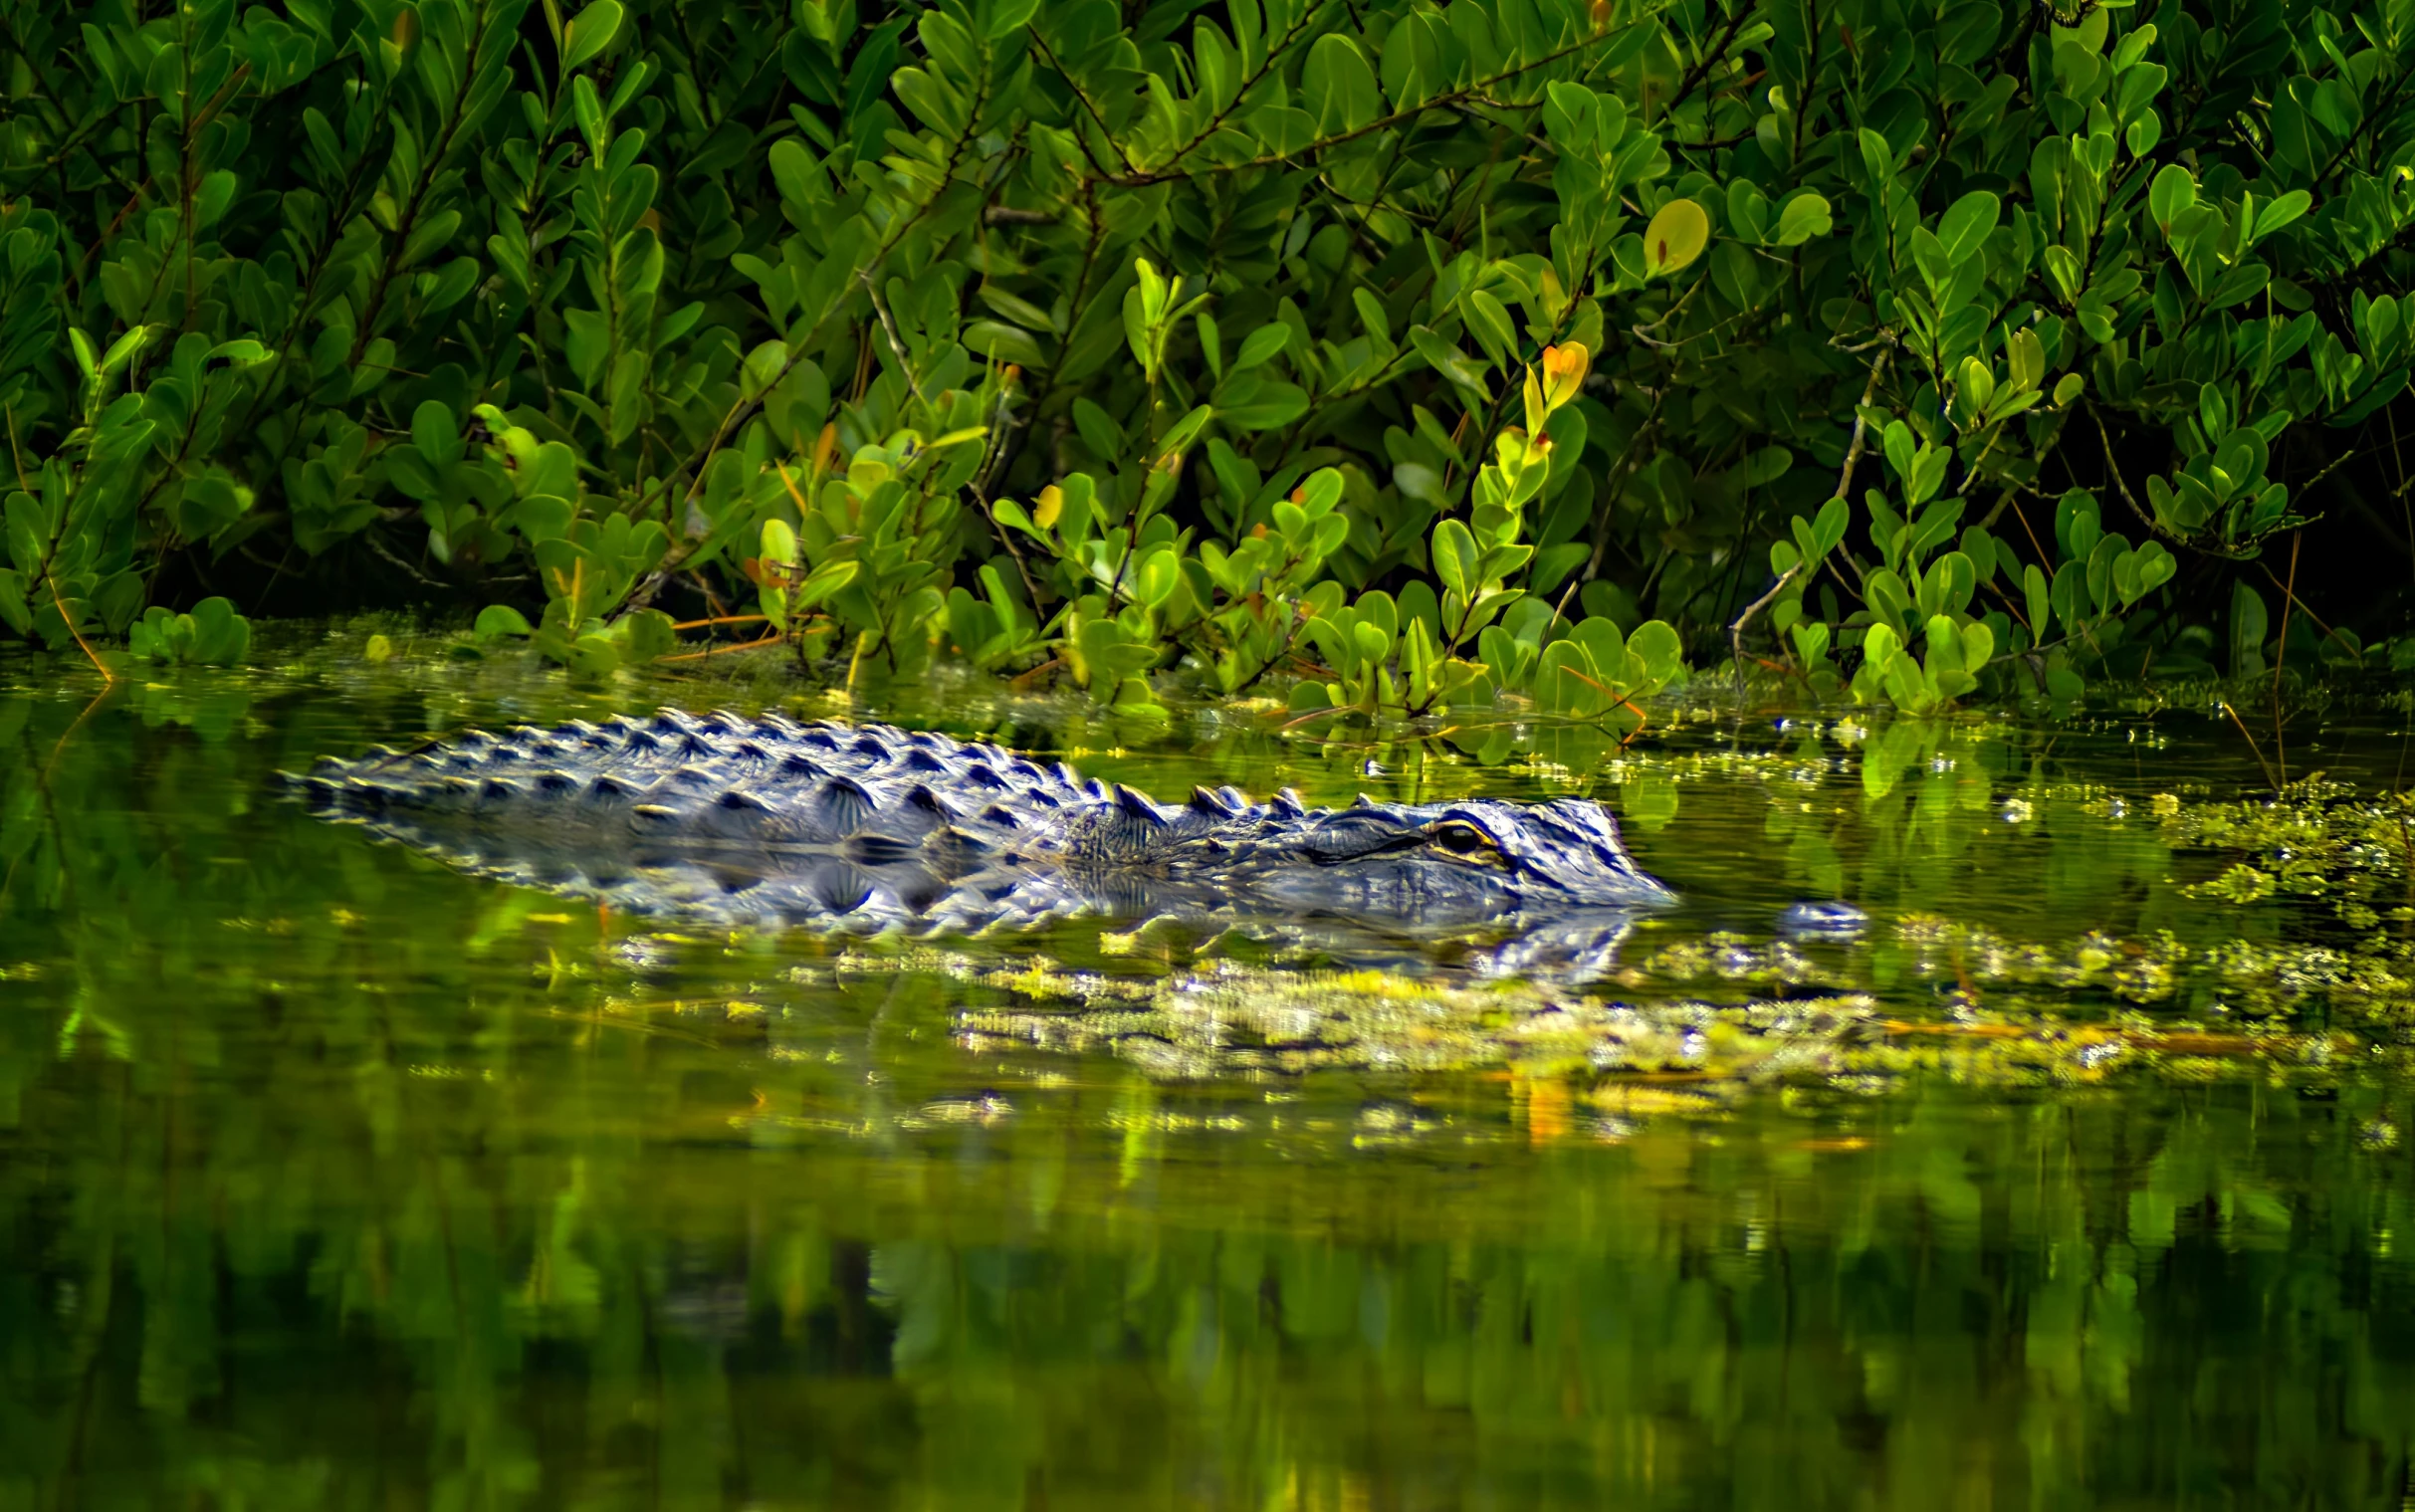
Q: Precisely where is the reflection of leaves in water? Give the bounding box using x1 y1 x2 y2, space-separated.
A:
5 651 2415 1504
1623 772 1680 829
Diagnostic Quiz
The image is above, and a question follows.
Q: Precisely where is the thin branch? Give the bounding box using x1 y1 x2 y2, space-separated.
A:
2272 529 2299 785
47 573 112 683
1666 3 1755 120
1026 27 1139 177
859 270 927 408
1101 23 1636 188
1140 0 1335 178
1583 387 1667 578
2257 560 2365 663
362 528 446 586
966 376 1045 612
626 70 996 549
2219 700 2283 793
1730 346 1890 683
2088 401 2259 560
347 16 486 367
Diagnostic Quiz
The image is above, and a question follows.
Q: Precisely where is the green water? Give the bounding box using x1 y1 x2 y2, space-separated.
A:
7 631 2415 1509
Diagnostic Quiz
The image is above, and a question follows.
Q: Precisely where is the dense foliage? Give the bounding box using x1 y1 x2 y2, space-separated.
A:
3 0 2413 712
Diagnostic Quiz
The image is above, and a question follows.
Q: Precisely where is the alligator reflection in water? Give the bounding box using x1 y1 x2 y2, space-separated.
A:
297 708 1672 975
15 651 2415 1507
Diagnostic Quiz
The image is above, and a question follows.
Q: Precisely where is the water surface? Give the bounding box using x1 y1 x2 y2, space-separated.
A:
5 628 2415 1508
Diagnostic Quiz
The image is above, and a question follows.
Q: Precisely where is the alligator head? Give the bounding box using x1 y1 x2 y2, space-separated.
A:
1177 794 1674 923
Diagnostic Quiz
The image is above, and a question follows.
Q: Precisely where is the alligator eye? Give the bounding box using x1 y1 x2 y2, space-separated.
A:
1429 822 1495 856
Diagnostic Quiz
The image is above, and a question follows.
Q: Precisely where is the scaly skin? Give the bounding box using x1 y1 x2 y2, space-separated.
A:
293 709 1673 938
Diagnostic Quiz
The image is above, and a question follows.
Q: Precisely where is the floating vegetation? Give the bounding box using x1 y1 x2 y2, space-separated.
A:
663 944 2394 1101
2165 774 2415 927
15 657 2415 1507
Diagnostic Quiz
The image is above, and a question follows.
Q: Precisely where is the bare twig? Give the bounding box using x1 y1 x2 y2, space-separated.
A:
660 634 780 663
362 529 445 587
2272 530 2300 784
1666 4 1755 120
2256 560 2364 663
2219 700 2283 794
1583 388 1667 578
2089 402 2267 561
47 574 111 684
859 271 927 409
965 373 1045 612
1727 565 1799 687
1729 346 1889 687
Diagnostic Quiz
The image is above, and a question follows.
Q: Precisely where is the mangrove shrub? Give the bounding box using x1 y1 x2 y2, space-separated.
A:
1 0 2412 711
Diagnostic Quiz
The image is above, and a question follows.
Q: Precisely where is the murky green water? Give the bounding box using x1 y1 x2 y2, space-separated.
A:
8 626 2415 1508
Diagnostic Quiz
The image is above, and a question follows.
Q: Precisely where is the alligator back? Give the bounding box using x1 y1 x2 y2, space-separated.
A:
295 710 1107 930
295 709 1672 946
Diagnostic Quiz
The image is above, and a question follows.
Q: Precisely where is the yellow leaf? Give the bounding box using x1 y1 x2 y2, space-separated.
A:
1539 266 1570 320
1034 485 1063 529
1644 199 1709 278
1540 341 1590 410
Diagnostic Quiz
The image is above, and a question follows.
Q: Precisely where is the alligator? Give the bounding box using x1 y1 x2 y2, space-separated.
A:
293 710 1672 949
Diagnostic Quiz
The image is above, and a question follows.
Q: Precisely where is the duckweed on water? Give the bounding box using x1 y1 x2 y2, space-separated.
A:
17 638 2415 1504
2167 775 2415 925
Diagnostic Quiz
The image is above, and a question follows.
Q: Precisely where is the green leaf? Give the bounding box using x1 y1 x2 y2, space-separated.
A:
1881 420 1914 484
2252 189 2311 243
791 556 859 608
964 321 1048 368
193 170 237 231
99 324 152 375
1132 546 1182 609
411 401 463 469
476 604 535 640
2023 563 2050 640
1774 193 1832 247
987 0 1040 40
1217 381 1309 430
1644 199 1709 277
2230 581 2269 677
2207 262 2271 310
2148 164 2196 232
1858 127 1896 189
1431 518 1479 601
761 518 801 567
614 607 677 662
1463 290 1517 366
1302 34 1381 134
561 0 625 73
1627 620 1684 686
1232 323 1291 371
1937 191 2000 266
